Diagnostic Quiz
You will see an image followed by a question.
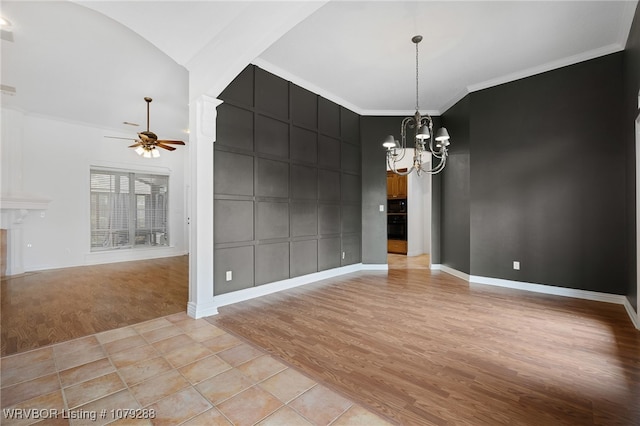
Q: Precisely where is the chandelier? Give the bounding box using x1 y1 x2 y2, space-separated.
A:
383 35 451 176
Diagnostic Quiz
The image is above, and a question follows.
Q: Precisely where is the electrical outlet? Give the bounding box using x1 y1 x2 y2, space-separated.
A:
513 261 520 270
342 251 345 260
225 270 232 281
379 204 385 212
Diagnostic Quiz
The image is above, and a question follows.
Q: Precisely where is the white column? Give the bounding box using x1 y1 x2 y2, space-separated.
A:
187 95 223 318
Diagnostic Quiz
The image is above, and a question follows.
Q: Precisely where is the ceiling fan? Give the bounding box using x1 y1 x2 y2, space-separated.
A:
105 97 185 158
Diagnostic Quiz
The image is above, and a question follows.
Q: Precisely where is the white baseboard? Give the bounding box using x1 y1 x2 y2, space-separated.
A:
470 275 627 305
187 300 218 319
623 297 640 330
433 266 637 329
213 263 384 309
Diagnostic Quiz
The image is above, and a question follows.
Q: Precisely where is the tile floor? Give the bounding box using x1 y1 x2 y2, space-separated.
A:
0 312 393 426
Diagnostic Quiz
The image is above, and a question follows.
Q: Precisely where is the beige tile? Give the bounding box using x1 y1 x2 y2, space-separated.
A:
147 386 211 426
164 312 189 323
236 355 286 383
103 335 148 355
201 333 242 353
163 342 212 368
217 343 263 366
59 358 116 388
289 385 353 426
195 369 254 405
72 389 139 426
179 355 232 385
181 408 232 426
151 334 196 354
332 405 394 426
130 370 190 407
95 327 138 345
118 357 173 387
172 318 210 332
1 347 53 372
1 356 57 388
133 318 173 335
1 374 60 409
259 368 317 403
55 344 106 371
257 406 313 426
64 372 125 409
216 385 282 426
140 325 182 344
107 419 152 426
186 324 226 342
109 344 159 369
53 336 101 357
2 390 64 426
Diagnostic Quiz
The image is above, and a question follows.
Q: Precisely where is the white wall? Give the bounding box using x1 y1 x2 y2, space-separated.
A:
1 108 188 273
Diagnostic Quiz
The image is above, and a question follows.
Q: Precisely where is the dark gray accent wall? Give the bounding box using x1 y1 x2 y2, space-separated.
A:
360 116 401 264
440 53 627 294
624 3 640 310
214 65 362 295
440 97 471 274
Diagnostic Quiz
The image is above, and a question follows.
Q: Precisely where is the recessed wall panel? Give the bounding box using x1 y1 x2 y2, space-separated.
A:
341 173 361 202
341 142 360 174
256 115 289 159
342 234 361 266
256 242 290 285
318 237 341 271
342 204 361 234
214 246 254 295
341 107 360 144
257 201 289 240
291 165 317 200
319 204 340 235
291 126 318 164
219 65 254 107
318 135 340 169
291 85 317 129
214 150 253 196
216 104 253 151
318 169 340 202
318 97 340 137
257 158 289 198
291 240 318 277
291 202 317 237
255 67 289 119
215 200 253 243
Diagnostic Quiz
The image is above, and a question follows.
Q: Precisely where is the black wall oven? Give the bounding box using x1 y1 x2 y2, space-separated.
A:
387 214 407 240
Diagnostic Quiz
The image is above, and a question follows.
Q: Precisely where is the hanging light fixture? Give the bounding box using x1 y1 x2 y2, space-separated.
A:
384 35 451 176
136 145 160 158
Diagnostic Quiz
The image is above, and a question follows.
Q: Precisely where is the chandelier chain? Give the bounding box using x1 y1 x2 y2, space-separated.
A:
415 40 419 111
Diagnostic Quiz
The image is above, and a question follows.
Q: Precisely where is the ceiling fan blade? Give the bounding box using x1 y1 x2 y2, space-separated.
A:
104 136 137 141
156 143 177 151
128 142 143 148
156 140 185 145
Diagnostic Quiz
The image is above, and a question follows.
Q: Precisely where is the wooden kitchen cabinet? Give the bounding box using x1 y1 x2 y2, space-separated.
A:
386 171 407 198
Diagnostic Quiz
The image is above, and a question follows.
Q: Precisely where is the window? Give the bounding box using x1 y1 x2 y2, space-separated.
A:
90 169 169 251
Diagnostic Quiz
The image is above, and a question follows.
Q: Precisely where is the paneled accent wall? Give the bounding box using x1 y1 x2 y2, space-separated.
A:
214 65 362 295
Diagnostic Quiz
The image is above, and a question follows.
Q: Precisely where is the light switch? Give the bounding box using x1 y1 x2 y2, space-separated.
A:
379 204 385 212
513 261 520 270
225 270 232 281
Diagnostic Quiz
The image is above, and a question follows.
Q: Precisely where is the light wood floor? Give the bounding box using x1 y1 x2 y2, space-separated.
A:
210 254 640 425
1 256 188 356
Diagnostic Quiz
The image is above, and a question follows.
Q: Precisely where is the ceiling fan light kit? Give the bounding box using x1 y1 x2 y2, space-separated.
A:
384 35 451 176
105 97 185 158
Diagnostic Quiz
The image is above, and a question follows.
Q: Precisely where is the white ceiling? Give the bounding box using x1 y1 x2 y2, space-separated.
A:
1 0 637 135
255 1 638 115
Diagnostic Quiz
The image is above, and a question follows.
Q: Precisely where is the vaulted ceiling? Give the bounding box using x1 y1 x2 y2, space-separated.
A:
1 1 637 138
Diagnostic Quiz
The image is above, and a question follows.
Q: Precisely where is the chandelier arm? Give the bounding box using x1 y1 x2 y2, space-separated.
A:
387 158 415 176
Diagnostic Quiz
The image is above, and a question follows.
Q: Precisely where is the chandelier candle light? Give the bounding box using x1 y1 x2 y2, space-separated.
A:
384 35 451 175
